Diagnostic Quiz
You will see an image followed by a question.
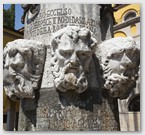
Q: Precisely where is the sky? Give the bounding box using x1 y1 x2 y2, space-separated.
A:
4 4 24 30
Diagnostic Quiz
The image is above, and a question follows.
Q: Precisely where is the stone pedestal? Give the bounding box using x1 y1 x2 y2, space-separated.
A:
36 88 119 131
18 43 120 131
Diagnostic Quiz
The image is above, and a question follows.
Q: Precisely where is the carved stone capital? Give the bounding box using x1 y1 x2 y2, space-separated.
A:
21 4 40 24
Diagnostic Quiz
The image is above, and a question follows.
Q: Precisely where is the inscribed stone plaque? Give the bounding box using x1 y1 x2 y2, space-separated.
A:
24 4 101 44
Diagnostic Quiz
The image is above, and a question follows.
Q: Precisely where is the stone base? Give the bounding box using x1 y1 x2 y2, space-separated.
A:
18 87 120 131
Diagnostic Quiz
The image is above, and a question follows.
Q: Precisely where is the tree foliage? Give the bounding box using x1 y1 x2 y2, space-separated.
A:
3 4 15 29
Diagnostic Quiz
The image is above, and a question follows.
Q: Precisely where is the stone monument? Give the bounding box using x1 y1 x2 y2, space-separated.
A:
3 4 140 131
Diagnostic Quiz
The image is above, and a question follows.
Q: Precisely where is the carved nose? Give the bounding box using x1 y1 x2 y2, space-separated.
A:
9 53 25 69
4 60 9 69
9 66 16 76
70 53 79 66
121 53 132 67
3 68 15 86
4 54 10 69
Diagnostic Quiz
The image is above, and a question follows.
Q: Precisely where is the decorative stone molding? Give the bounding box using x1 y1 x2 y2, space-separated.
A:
50 26 97 93
21 4 40 24
3 39 46 100
96 37 140 99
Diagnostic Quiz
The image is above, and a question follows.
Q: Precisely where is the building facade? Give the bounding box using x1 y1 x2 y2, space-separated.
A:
3 26 23 131
113 4 140 131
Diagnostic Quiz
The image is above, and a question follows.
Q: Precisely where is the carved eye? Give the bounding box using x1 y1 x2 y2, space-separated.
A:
9 49 18 58
77 51 91 59
105 60 109 63
80 52 86 56
111 52 124 61
59 50 73 58
64 52 69 56
9 52 25 70
104 60 109 66
15 79 20 85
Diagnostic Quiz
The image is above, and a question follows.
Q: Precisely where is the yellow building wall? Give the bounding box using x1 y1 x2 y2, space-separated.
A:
114 4 140 24
3 28 23 47
3 27 23 114
113 4 140 38
113 4 140 131
3 35 16 46
3 92 20 113
130 24 137 35
114 31 127 37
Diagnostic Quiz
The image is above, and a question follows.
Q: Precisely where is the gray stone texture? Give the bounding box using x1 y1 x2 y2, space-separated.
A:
17 87 120 131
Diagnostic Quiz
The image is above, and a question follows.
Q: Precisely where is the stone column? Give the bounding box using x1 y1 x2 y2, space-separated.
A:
19 4 120 131
6 98 16 131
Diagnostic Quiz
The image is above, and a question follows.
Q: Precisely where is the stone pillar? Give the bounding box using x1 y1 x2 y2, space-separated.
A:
19 4 119 131
6 98 16 131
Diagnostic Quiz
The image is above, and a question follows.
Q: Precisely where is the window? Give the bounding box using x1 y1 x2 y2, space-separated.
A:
3 114 7 123
124 11 137 21
114 31 127 37
128 95 140 112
